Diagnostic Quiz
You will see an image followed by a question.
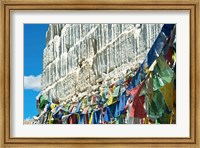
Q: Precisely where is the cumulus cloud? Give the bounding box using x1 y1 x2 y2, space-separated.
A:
25 116 32 121
24 74 41 91
24 116 33 124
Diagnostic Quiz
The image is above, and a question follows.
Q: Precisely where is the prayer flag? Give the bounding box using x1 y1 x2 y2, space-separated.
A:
153 55 174 90
160 81 174 112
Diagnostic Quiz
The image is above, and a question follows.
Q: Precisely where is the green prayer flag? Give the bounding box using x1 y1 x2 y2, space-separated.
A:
115 115 124 124
157 113 170 124
39 95 48 110
112 85 121 98
148 90 167 118
153 55 174 90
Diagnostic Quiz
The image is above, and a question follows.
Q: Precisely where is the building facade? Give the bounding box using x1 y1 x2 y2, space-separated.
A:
41 24 163 101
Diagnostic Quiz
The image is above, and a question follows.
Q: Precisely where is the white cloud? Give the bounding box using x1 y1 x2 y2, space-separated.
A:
24 74 41 91
25 116 32 121
24 116 33 124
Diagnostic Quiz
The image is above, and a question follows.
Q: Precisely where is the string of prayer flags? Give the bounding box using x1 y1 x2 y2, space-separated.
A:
131 24 175 88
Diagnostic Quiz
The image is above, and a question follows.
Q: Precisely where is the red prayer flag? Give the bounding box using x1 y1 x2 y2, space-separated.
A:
130 81 145 98
165 46 173 65
129 81 146 118
131 95 146 118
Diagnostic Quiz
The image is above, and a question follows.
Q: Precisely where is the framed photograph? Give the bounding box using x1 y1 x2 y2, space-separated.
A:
0 0 199 147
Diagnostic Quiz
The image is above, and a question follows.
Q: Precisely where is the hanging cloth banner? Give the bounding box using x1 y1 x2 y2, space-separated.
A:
130 95 146 118
89 112 94 124
103 107 112 123
148 89 167 119
78 114 85 124
118 91 128 116
153 55 175 91
160 81 174 112
113 85 121 98
130 80 145 99
39 95 48 110
129 81 145 117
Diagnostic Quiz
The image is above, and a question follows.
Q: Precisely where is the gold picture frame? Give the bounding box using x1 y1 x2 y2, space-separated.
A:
0 0 199 147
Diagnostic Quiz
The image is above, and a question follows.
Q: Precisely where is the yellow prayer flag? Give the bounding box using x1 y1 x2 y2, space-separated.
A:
100 88 104 96
107 95 113 105
160 81 174 111
173 90 176 116
89 112 94 124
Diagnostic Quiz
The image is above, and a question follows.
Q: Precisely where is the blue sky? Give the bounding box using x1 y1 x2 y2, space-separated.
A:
24 24 48 119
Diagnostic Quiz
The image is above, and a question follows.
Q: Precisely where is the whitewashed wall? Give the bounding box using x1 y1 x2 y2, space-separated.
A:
41 24 163 100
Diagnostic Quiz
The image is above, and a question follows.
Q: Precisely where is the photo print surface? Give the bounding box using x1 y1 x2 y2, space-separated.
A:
24 24 176 124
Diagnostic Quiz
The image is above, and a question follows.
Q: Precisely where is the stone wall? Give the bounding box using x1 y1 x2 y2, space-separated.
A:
41 24 163 101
